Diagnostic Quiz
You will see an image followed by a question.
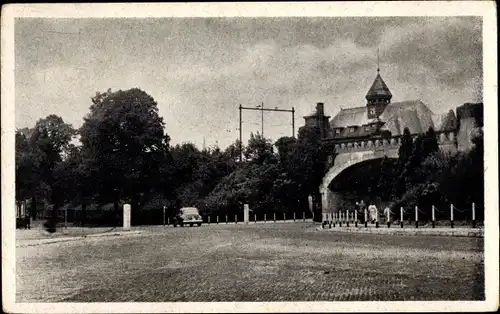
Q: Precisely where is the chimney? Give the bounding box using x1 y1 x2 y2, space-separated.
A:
316 102 324 116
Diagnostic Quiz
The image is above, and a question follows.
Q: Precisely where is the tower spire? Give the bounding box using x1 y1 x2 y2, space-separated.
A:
377 48 380 73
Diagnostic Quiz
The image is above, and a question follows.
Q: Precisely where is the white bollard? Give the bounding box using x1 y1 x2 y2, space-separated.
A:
364 208 367 227
450 204 454 228
163 206 166 226
293 212 296 222
303 212 305 221
244 204 249 224
208 216 210 225
472 203 476 228
432 205 435 228
123 204 131 230
355 210 358 227
375 208 379 228
264 213 267 222
400 207 404 228
415 206 419 228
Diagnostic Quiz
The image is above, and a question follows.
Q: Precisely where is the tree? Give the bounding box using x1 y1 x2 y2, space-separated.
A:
284 126 329 214
244 132 276 165
398 127 413 164
16 130 37 204
52 145 94 225
376 156 397 201
16 116 76 229
79 88 169 224
275 136 296 164
422 127 439 159
394 128 414 196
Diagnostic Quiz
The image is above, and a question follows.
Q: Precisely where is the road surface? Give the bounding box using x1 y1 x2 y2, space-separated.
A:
16 223 484 302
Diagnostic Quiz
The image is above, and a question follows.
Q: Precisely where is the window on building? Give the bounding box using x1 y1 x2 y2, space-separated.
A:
350 127 356 133
369 107 376 115
364 126 369 132
335 129 341 134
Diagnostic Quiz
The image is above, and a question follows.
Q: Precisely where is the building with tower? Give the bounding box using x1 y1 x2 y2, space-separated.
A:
303 67 482 153
302 65 483 220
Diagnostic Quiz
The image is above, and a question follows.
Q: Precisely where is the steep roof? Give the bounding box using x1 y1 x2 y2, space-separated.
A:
432 110 457 131
330 106 378 128
366 73 392 100
379 100 434 134
330 100 456 136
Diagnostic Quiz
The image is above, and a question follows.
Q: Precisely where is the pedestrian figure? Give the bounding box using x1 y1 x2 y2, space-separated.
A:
24 214 31 229
368 202 377 223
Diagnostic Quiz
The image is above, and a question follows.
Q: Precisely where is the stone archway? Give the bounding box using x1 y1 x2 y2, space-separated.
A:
319 148 398 220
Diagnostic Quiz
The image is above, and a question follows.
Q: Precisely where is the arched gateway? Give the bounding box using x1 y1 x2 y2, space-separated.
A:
319 144 399 215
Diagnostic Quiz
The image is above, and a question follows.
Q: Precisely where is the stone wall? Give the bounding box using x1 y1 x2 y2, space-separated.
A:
319 131 458 217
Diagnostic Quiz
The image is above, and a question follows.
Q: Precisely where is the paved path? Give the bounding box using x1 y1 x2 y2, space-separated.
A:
16 218 481 248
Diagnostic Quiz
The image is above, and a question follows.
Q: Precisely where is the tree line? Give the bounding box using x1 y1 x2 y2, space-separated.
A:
15 88 328 228
15 88 484 228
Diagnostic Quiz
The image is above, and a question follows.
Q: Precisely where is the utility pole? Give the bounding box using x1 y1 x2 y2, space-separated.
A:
238 104 296 162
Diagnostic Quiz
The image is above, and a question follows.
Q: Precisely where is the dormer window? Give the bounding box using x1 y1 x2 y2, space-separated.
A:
369 107 376 115
349 127 356 133
335 128 341 134
364 126 370 131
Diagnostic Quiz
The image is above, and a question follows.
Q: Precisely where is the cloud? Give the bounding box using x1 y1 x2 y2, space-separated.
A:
15 17 483 149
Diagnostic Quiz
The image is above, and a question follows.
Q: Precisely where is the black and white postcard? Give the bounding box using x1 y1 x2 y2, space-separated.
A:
2 2 498 313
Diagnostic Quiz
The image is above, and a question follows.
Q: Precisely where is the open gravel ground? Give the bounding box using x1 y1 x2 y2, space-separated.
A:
16 223 484 302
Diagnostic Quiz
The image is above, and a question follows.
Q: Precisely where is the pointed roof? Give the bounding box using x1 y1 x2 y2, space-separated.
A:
366 73 392 100
330 100 455 135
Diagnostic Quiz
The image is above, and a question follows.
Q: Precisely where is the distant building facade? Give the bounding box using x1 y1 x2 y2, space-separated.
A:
303 69 483 152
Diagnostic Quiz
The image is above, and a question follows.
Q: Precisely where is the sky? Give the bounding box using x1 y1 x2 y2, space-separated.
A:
15 16 482 149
